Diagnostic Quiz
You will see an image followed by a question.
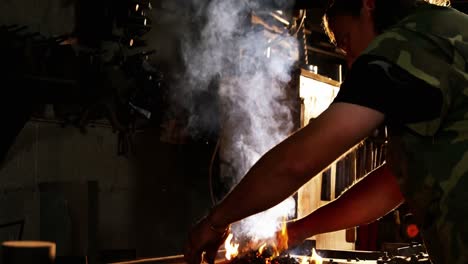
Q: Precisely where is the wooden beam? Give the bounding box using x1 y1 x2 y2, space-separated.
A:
300 69 341 87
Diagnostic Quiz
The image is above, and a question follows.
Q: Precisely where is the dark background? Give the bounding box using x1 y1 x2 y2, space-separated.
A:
0 0 466 263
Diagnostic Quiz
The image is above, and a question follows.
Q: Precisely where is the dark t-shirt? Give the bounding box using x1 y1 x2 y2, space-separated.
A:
332 55 443 126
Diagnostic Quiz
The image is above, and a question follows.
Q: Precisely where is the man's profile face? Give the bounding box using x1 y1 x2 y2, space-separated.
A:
330 13 377 67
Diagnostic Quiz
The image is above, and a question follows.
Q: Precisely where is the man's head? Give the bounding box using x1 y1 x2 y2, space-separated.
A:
323 0 376 67
322 0 450 67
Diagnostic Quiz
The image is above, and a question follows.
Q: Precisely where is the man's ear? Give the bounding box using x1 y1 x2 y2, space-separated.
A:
361 0 375 18
363 0 376 11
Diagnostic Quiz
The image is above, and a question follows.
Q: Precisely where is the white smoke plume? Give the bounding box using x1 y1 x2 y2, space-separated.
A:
178 0 299 241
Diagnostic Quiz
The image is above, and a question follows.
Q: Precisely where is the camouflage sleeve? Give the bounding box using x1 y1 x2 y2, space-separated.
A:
332 54 443 126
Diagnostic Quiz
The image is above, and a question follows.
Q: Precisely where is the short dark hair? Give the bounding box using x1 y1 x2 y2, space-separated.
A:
322 0 451 45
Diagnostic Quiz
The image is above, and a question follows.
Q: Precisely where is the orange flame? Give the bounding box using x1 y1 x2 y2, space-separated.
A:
310 248 323 264
224 233 239 260
258 243 267 255
281 218 287 237
297 248 323 264
300 256 309 264
275 218 288 253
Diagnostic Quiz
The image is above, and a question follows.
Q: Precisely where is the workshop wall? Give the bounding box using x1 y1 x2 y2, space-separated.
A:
0 119 214 260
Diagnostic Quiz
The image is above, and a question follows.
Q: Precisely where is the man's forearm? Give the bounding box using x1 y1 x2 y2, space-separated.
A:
209 125 329 228
288 164 404 241
208 104 385 228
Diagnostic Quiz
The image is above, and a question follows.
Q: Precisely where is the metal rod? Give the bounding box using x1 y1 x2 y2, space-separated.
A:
109 255 228 264
338 64 343 83
109 253 228 264
306 45 346 59
22 75 78 86
109 254 184 264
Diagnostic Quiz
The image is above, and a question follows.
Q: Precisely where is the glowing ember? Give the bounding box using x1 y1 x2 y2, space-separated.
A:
224 233 239 260
310 248 323 264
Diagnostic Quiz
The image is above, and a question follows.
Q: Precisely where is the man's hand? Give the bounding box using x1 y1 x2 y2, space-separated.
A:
184 216 230 264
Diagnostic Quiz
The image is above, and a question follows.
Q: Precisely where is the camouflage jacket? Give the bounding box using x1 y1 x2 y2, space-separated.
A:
361 4 468 264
